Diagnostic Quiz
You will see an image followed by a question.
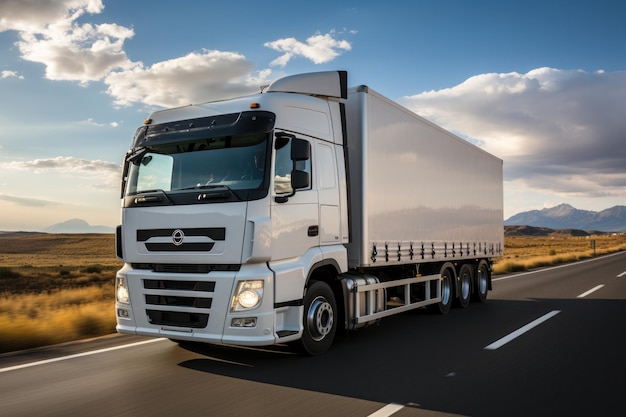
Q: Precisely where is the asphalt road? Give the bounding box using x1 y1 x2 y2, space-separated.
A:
1 252 625 417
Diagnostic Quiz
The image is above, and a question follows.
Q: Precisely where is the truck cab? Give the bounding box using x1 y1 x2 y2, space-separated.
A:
116 71 350 354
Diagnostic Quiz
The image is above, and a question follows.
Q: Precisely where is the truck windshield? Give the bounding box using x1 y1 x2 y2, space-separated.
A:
124 132 269 199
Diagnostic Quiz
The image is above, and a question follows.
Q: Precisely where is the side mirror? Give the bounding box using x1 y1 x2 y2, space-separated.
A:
291 169 310 190
291 138 310 161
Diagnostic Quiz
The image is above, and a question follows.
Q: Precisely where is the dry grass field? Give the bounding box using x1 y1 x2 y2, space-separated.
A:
494 232 626 273
1 231 625 353
0 233 121 353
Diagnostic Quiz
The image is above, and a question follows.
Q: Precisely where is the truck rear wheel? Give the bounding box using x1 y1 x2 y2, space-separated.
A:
473 260 490 303
435 267 453 315
457 264 473 308
299 281 337 355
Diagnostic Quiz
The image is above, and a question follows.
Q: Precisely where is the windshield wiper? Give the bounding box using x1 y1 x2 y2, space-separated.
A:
177 184 224 191
178 184 240 201
134 188 166 194
130 189 174 205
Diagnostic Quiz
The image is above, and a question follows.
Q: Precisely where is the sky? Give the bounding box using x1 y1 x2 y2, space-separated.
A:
0 0 625 231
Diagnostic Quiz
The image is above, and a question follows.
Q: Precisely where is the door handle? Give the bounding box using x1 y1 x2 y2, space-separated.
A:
308 226 319 237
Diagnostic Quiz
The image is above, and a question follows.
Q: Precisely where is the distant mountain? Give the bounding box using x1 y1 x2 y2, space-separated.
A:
505 204 626 232
44 218 115 234
504 225 594 237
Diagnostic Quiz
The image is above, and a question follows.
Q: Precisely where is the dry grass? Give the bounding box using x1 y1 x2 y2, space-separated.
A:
0 233 118 268
0 289 115 352
0 233 121 353
493 233 626 274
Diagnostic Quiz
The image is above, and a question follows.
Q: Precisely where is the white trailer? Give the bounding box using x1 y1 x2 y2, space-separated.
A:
115 71 503 355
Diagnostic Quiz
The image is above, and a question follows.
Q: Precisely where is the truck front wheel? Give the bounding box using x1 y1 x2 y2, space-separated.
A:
299 281 337 355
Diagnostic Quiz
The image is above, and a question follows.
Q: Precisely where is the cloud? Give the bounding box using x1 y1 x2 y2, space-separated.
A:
1 70 24 79
1 2 351 107
105 50 269 108
3 156 119 172
401 68 626 200
2 0 135 84
264 32 352 67
83 118 119 127
1 156 121 189
0 0 103 32
0 194 61 208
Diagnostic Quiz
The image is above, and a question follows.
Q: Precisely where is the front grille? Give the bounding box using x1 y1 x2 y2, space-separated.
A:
143 279 215 329
146 310 209 328
145 242 214 251
145 295 212 308
143 279 215 291
137 228 225 252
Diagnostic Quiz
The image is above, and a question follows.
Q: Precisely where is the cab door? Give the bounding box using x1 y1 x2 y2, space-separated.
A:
270 134 319 260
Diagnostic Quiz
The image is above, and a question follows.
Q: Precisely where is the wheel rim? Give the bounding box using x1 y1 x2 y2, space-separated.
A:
306 296 334 341
477 268 488 294
441 273 451 305
461 271 471 299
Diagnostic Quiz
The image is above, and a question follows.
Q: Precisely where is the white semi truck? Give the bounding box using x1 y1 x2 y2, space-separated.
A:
115 71 503 355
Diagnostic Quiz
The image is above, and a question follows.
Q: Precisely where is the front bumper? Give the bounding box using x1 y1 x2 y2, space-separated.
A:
115 263 300 346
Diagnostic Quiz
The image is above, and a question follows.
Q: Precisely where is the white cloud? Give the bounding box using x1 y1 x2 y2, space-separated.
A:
1 3 351 108
2 0 135 84
104 50 268 108
3 155 118 172
0 0 273 108
401 68 626 201
1 70 24 79
265 32 352 67
82 118 119 127
0 0 103 32
1 156 120 189
0 194 60 208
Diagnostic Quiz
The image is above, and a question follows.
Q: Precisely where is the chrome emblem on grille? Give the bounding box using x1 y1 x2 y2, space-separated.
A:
172 229 185 246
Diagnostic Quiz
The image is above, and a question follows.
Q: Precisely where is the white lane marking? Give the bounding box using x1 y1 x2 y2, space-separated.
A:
618 271 626 277
493 251 626 282
0 338 167 373
368 403 405 417
577 284 605 298
485 310 561 350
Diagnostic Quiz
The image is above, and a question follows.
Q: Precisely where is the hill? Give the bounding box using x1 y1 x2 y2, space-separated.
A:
44 218 115 234
503 225 605 237
505 204 626 232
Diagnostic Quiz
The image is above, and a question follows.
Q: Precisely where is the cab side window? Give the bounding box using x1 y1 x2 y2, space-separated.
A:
274 138 312 195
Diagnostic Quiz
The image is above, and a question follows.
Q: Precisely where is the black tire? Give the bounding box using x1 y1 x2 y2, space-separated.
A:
473 260 490 303
435 267 454 315
298 281 337 355
457 264 473 308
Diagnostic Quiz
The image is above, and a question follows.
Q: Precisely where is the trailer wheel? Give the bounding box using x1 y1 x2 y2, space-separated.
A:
299 281 337 355
473 260 490 303
457 264 473 308
435 267 454 315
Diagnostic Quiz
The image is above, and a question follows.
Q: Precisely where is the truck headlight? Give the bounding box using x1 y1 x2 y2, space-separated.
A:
231 280 264 311
116 277 130 304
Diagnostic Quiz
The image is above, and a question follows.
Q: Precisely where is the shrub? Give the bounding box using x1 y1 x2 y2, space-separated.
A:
82 265 103 274
0 267 21 279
